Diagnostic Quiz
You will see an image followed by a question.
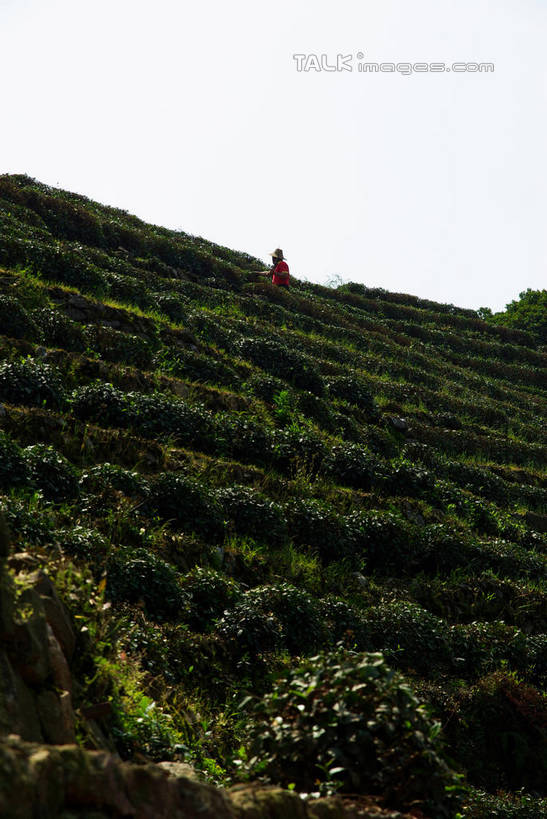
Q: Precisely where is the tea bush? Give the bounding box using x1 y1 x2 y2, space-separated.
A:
285 498 356 562
216 485 288 546
71 382 129 427
145 472 224 542
0 431 29 489
446 672 547 793
32 307 88 352
271 424 327 472
321 442 379 489
215 413 274 464
56 525 108 562
0 357 66 409
363 600 452 672
88 326 154 368
23 444 79 501
181 567 241 631
0 295 42 341
219 582 324 656
325 374 378 419
236 337 325 395
106 544 187 619
244 648 461 816
79 462 149 497
154 347 238 388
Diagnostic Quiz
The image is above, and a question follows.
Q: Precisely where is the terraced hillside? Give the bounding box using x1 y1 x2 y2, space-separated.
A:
0 174 545 818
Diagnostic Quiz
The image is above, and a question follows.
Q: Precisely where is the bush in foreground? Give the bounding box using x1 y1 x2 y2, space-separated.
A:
244 648 461 816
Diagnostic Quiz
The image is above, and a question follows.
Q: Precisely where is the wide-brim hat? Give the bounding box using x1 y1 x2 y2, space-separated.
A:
269 248 286 260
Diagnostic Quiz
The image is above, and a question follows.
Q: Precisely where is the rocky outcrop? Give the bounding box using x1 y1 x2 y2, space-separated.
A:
0 736 413 819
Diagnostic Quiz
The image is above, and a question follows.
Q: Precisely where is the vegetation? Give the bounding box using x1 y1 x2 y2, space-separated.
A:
0 173 545 817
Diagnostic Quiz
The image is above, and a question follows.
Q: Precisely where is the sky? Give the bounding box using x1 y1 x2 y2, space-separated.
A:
1 0 545 311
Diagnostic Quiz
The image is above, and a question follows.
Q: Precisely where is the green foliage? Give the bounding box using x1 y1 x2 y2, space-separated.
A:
446 672 547 793
363 600 452 672
106 545 187 619
0 295 42 341
285 498 356 562
219 582 325 657
0 357 65 408
480 288 547 344
182 567 241 630
321 442 379 489
0 431 29 488
244 648 461 815
236 336 325 395
23 443 79 501
216 485 288 546
325 374 378 419
146 472 224 542
32 306 88 351
56 525 108 562
79 462 148 497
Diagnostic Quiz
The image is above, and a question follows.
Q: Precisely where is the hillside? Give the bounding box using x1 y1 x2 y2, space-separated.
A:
0 173 545 818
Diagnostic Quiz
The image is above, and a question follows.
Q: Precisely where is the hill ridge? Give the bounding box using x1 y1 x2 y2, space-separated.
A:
0 174 545 818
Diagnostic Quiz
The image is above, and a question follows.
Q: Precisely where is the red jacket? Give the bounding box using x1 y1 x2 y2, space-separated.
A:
272 260 290 286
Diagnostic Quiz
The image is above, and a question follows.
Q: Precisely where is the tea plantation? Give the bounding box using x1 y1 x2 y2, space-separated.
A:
0 174 545 817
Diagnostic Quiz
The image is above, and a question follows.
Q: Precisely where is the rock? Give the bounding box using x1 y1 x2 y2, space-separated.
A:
158 760 200 781
30 571 76 660
389 417 409 432
37 690 75 744
46 625 72 693
7 588 50 686
0 651 44 741
0 403 6 419
230 784 308 818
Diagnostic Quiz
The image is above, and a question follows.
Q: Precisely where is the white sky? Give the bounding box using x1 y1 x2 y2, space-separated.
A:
1 0 545 311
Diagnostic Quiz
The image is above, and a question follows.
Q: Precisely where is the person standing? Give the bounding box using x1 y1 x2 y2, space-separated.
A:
258 248 290 288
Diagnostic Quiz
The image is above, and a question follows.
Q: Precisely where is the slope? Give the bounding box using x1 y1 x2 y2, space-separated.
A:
0 174 545 818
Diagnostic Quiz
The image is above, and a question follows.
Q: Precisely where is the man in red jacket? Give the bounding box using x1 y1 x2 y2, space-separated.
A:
258 248 290 288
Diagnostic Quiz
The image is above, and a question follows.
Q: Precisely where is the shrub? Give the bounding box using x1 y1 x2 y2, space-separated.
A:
0 431 29 489
0 493 55 546
155 347 238 388
318 596 369 646
126 392 214 449
236 337 325 395
325 375 378 418
23 444 79 501
344 510 413 573
363 600 452 672
446 672 547 793
56 526 108 562
215 413 274 464
244 648 461 816
0 295 42 341
285 498 356 562
71 382 129 427
219 582 324 656
270 424 327 472
244 374 286 403
32 307 88 351
450 621 544 682
216 486 288 546
182 567 241 630
89 326 154 368
106 545 187 619
79 463 149 497
146 472 224 542
0 357 65 409
321 442 379 489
